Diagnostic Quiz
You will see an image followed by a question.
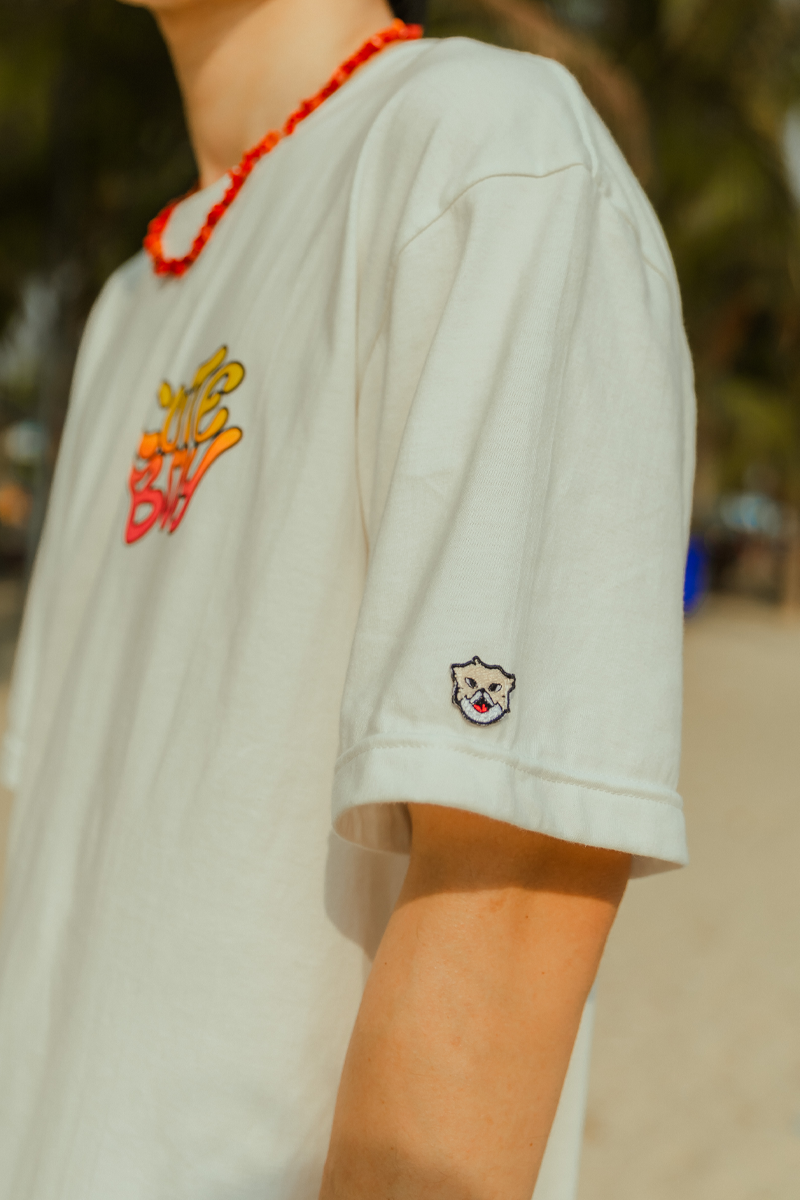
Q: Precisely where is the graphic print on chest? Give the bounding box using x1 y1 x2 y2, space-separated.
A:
125 346 244 544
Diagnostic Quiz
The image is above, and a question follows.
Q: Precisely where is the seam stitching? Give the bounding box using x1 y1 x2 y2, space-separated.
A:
359 164 674 410
357 165 592 386
334 738 682 809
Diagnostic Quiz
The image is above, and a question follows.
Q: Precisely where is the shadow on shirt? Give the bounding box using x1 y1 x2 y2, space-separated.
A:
323 832 408 963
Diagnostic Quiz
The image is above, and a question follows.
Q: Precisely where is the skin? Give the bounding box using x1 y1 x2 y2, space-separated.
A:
119 2 633 1193
120 0 397 187
321 807 629 1200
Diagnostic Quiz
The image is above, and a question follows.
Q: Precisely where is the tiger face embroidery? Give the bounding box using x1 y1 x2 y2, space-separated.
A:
451 657 515 726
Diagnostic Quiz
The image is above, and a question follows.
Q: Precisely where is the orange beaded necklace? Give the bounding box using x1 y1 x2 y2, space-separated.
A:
144 19 423 278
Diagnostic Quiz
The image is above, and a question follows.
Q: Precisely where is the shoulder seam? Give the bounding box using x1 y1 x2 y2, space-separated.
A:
359 164 592 392
397 167 673 288
396 163 591 258
360 165 671 386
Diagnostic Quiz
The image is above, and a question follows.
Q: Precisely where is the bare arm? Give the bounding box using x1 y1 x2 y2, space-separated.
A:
320 804 630 1200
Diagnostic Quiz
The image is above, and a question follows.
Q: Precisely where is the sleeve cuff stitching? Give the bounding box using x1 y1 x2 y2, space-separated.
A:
335 736 681 809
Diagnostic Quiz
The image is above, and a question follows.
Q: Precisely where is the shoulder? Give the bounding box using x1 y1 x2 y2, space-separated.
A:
85 251 149 326
360 38 675 286
87 251 149 343
108 250 149 295
383 38 596 177
70 253 149 397
92 252 149 326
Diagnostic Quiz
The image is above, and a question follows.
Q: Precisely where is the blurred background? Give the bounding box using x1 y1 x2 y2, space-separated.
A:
0 0 798 1196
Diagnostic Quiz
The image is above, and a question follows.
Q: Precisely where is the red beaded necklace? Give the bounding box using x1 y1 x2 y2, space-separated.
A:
144 19 422 278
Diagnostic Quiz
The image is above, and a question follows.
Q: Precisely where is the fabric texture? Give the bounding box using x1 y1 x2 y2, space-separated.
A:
333 136 693 880
0 36 694 1200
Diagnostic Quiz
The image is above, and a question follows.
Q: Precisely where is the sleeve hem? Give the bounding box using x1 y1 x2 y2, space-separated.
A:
332 739 687 878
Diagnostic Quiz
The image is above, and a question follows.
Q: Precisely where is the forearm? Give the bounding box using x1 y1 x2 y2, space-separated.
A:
320 807 630 1200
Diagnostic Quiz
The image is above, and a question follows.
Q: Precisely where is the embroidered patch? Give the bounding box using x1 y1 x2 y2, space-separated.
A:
451 657 515 726
125 345 244 544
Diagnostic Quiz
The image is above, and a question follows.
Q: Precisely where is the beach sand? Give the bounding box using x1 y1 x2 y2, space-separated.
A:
580 597 800 1199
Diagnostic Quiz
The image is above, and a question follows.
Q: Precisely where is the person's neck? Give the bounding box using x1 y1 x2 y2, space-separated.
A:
156 0 397 188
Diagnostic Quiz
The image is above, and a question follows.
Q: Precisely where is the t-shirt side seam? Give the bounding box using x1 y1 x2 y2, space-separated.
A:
335 737 682 809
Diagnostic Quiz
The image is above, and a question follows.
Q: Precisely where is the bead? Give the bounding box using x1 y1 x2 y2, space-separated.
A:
145 20 423 277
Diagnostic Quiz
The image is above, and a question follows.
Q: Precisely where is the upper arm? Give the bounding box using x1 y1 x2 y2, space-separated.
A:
406 803 631 910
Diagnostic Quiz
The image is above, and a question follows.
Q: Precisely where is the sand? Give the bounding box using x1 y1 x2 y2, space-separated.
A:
580 597 800 1199
0 596 798 1195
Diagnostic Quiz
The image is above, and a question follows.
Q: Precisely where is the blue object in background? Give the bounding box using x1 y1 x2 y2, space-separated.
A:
684 535 708 615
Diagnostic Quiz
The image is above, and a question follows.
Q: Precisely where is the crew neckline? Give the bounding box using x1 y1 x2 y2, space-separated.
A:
161 38 434 262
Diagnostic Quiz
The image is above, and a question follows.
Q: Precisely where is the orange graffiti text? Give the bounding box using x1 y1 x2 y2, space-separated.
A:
125 346 244 544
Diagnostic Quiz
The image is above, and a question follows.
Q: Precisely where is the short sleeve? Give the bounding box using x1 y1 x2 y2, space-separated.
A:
334 166 695 877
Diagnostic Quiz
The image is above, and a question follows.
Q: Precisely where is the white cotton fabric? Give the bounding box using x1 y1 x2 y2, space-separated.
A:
0 36 694 1200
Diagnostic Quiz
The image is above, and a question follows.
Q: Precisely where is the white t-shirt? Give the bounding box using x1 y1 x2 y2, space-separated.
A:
0 36 694 1200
